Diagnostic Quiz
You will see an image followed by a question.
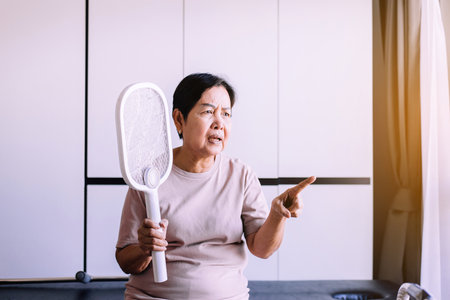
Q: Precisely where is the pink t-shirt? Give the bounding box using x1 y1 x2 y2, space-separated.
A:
116 153 269 300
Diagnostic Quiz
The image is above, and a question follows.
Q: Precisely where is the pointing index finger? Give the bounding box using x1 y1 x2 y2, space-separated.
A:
289 176 316 196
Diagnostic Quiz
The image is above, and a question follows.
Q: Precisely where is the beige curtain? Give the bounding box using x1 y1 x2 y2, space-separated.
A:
377 0 422 284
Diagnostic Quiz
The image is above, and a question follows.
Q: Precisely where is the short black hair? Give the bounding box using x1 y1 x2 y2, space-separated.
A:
173 73 236 138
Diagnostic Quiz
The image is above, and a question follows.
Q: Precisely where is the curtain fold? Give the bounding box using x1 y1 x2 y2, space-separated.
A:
419 0 450 299
378 0 422 284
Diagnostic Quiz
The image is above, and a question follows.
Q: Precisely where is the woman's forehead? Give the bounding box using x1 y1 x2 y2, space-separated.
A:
197 86 231 107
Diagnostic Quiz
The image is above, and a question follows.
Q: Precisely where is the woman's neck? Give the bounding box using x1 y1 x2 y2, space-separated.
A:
173 147 216 173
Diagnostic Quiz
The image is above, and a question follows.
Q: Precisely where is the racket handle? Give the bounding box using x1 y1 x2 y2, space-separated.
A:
145 189 168 283
152 250 168 282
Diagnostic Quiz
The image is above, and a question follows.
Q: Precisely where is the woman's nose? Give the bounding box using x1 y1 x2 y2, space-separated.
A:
212 112 224 129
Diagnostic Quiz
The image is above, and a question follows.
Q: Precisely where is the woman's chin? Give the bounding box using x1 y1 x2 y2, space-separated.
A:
204 143 224 156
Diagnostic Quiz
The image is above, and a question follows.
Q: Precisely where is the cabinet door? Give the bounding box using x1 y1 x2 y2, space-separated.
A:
88 0 184 178
87 186 128 276
278 0 373 279
0 0 85 278
279 0 372 177
279 184 373 279
185 0 278 178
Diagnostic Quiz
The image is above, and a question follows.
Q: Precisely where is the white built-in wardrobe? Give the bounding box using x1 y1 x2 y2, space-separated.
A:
0 0 372 280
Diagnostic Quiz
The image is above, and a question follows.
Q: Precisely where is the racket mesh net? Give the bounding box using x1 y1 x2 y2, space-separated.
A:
123 87 170 185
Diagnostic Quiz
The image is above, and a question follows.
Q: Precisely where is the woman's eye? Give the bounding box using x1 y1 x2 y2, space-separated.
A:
204 110 213 114
222 111 231 118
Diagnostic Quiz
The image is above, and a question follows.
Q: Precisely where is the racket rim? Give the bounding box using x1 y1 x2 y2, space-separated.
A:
116 81 173 192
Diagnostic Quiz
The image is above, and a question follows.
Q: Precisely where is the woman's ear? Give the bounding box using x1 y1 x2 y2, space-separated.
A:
172 109 184 137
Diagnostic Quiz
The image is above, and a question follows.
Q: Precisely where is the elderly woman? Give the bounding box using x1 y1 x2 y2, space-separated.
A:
116 73 315 299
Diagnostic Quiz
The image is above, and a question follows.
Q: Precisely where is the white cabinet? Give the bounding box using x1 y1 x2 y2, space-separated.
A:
0 0 85 278
184 0 278 178
0 0 373 281
88 0 184 178
279 0 372 178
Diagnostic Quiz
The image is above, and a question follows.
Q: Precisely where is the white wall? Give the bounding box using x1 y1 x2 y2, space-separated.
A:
0 0 372 280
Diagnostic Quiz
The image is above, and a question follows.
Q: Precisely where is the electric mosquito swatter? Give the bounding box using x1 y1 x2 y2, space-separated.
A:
116 82 172 283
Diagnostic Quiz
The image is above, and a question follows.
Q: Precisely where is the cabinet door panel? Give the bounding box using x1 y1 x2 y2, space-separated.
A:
88 0 183 178
279 0 372 177
87 186 128 276
185 0 278 178
279 184 373 280
0 0 84 278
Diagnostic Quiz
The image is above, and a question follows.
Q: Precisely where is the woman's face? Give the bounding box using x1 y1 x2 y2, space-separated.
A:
180 85 232 159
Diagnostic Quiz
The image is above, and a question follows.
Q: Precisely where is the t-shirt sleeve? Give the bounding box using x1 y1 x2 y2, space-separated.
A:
241 167 269 237
116 188 146 249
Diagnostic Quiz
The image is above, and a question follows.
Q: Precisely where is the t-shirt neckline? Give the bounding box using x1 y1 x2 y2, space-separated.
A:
172 153 221 180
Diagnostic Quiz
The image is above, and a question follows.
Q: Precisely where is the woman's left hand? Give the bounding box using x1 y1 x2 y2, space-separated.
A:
271 176 316 218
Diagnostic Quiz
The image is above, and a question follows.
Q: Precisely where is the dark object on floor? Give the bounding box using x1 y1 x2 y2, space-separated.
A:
0 279 399 300
75 271 92 284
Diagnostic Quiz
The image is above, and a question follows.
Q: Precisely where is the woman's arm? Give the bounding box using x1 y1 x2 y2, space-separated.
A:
245 209 287 259
116 218 168 274
246 176 315 259
116 244 152 274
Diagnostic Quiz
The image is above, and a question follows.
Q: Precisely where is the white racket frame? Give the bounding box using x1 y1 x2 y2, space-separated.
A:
116 82 173 283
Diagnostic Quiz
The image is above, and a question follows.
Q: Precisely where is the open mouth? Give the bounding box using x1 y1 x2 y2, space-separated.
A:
208 134 223 144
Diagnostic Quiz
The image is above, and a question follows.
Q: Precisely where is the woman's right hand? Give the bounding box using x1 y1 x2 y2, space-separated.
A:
137 218 169 255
